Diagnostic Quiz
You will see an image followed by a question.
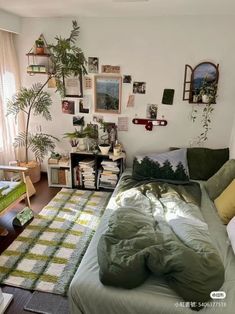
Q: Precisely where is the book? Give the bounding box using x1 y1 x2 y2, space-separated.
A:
51 168 59 184
58 169 66 185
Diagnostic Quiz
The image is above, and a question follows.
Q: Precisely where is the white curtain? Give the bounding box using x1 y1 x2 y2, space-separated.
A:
0 30 21 164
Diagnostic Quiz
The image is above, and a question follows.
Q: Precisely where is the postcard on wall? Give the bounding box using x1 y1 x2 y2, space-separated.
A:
123 75 132 83
79 95 91 114
133 82 146 94
118 117 129 131
84 76 92 89
127 94 135 107
101 65 121 74
88 57 99 73
93 115 104 123
73 116 84 126
62 100 75 114
146 104 158 119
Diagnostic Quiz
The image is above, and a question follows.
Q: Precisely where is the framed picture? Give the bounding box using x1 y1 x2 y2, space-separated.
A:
94 76 122 114
63 73 83 98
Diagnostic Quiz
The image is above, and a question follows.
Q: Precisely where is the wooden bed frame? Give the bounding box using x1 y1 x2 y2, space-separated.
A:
0 165 36 235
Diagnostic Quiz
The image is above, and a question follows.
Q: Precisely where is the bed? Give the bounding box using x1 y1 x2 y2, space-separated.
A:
69 168 235 314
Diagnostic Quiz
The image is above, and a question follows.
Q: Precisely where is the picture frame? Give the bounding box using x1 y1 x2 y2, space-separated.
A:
63 73 83 98
94 76 122 114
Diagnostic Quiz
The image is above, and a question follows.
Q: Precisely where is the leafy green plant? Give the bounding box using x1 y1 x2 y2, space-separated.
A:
7 21 87 164
7 83 58 163
48 20 88 96
35 37 44 48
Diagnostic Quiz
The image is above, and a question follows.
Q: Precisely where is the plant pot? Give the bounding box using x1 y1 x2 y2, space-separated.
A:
36 47 44 55
19 160 41 183
99 144 111 155
78 138 86 151
202 94 209 103
71 146 77 153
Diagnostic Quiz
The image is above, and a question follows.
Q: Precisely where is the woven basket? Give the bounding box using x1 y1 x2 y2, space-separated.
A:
19 161 41 183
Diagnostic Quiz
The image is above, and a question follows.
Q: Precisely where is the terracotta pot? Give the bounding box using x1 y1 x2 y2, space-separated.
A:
19 160 41 183
36 47 44 55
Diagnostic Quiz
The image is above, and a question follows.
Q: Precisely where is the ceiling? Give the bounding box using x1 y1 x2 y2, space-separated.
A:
1 0 235 18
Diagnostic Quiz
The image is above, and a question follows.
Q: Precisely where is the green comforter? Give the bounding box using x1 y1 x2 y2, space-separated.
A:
97 176 224 304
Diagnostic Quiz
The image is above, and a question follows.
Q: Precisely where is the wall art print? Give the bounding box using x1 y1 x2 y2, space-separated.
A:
94 76 122 114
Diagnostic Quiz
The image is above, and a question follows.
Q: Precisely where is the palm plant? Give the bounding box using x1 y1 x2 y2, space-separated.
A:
7 20 87 164
7 83 58 163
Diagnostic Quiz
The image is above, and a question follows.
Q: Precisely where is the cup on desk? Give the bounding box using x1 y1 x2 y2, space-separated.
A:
113 144 122 157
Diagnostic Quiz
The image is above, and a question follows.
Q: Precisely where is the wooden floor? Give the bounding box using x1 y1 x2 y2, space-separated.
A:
0 173 61 314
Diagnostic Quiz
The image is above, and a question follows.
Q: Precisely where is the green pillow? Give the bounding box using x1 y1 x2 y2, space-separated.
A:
187 147 229 180
205 159 235 200
132 148 189 182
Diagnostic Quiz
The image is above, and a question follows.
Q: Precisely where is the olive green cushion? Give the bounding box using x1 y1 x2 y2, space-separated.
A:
0 181 26 213
205 159 235 200
214 179 235 224
187 147 229 180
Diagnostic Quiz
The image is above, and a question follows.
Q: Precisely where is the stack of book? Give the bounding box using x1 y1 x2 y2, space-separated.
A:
79 158 96 189
99 160 120 189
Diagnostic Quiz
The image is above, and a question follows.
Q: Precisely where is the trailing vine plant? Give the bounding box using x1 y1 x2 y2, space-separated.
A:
191 78 217 144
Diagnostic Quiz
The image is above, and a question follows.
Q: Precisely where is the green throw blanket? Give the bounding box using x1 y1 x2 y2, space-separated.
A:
97 176 224 305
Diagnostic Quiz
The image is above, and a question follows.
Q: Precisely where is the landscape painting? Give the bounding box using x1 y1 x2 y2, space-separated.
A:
192 62 218 96
94 76 122 114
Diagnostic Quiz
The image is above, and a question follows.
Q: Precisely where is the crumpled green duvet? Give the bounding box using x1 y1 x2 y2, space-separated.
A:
97 176 224 304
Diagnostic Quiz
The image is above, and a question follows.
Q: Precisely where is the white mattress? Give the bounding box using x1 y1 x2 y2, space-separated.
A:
68 171 235 314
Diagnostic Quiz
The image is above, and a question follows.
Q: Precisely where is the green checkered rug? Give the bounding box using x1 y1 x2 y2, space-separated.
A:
0 188 111 295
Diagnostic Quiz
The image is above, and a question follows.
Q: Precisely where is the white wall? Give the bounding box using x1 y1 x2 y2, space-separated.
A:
0 9 21 33
17 16 235 168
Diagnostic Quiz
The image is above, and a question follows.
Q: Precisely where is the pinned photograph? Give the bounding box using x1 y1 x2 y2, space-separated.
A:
88 57 99 73
101 65 120 74
93 115 104 123
127 95 135 107
62 100 75 114
73 116 85 126
79 97 90 114
133 82 146 94
147 104 158 119
123 75 132 84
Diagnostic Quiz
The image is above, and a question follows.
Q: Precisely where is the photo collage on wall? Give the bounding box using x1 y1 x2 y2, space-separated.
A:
60 54 173 131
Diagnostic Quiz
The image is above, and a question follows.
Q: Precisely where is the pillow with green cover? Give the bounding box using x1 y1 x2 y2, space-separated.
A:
187 147 229 180
132 148 189 182
205 159 235 200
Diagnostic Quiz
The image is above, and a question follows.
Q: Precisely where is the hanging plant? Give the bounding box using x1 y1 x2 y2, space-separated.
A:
191 78 217 144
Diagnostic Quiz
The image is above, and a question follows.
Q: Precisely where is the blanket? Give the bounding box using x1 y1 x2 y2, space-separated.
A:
97 176 224 304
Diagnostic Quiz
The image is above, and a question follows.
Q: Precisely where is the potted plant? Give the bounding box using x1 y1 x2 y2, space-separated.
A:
7 83 59 182
64 124 99 152
7 21 87 182
35 36 45 54
199 78 217 104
